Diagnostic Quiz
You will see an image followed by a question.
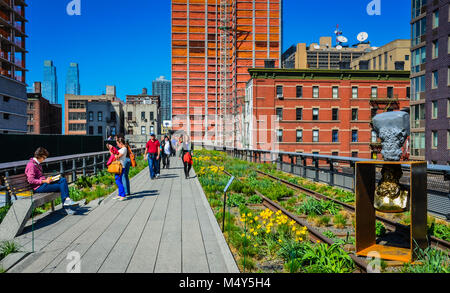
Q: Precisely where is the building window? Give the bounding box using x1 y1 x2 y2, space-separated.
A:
127 127 133 135
68 101 86 109
276 85 283 98
68 123 86 131
296 130 303 142
313 86 319 98
89 126 94 135
332 152 338 157
432 40 439 59
312 130 319 142
69 112 87 120
332 108 339 121
141 112 146 120
432 131 438 148
28 113 33 121
352 130 358 142
371 87 378 98
387 87 394 98
406 87 411 99
150 112 154 121
312 108 319 120
372 131 377 143
98 126 103 135
110 112 116 122
433 10 439 29
276 108 283 121
352 152 358 158
28 102 34 110
332 130 339 142
432 71 439 89
3 113 10 120
111 127 116 136
89 111 93 121
296 86 303 98
28 125 34 133
150 126 154 134
97 111 103 122
127 112 133 121
277 129 283 142
432 101 438 119
3 95 10 102
296 108 303 120
352 109 359 121
352 87 358 99
405 55 410 60
332 86 339 99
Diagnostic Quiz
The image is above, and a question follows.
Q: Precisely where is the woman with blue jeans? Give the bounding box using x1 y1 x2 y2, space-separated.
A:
121 153 131 196
111 138 128 201
25 147 76 208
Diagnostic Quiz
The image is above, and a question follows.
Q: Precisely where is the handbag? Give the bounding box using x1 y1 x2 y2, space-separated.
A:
107 160 123 175
183 152 193 165
127 146 136 167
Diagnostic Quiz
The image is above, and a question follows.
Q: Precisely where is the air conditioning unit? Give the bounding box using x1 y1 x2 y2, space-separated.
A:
277 94 284 100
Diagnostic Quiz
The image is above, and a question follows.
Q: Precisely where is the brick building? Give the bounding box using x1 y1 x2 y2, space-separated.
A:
26 82 62 134
242 68 411 159
171 0 281 145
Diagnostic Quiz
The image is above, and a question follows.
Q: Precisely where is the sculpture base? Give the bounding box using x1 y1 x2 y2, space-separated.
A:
357 244 411 263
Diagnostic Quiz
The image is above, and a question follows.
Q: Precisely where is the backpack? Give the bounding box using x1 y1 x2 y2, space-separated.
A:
127 145 136 167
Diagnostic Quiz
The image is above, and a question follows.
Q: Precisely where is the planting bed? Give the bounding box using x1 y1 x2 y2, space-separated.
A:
194 149 449 273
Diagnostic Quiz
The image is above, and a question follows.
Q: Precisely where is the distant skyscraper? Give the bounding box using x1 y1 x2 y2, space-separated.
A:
42 60 58 104
152 76 171 122
66 62 80 95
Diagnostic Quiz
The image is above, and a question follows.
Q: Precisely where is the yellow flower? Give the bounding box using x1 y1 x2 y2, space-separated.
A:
278 239 282 243
241 233 245 237
254 216 259 221
247 213 252 217
249 228 254 233
254 244 258 248
292 227 297 232
253 232 258 236
316 240 320 243
289 220 295 226
296 231 301 236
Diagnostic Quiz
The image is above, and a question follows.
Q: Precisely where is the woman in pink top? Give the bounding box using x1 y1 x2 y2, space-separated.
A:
25 147 76 207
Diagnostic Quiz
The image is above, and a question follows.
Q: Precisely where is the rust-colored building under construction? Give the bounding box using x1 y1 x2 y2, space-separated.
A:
171 0 282 145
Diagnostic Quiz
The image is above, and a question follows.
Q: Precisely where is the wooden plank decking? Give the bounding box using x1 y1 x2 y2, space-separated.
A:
7 159 238 273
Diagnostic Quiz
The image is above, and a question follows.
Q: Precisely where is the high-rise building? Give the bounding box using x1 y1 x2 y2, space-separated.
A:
152 76 171 123
66 62 80 95
171 0 282 146
43 60 58 104
0 0 28 134
410 0 450 165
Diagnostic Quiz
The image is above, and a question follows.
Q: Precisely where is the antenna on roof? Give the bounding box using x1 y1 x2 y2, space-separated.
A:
357 32 369 43
335 24 348 48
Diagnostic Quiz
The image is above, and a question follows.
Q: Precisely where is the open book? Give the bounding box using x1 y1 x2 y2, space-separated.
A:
49 174 61 182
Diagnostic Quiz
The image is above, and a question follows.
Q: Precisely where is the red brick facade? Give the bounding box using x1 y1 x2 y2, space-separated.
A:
27 93 62 134
243 69 411 159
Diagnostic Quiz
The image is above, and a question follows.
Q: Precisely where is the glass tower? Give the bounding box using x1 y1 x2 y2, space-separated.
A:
152 76 171 122
66 62 80 95
42 60 58 104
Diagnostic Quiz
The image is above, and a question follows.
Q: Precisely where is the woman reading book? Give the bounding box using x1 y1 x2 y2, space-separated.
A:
25 147 77 207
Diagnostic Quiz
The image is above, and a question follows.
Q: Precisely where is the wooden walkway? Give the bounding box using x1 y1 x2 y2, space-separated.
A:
7 159 238 273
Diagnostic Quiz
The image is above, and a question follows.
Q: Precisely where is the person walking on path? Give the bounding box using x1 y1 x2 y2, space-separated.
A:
25 147 77 208
144 133 161 180
171 136 177 157
121 139 132 196
161 135 174 169
179 135 193 179
111 137 128 201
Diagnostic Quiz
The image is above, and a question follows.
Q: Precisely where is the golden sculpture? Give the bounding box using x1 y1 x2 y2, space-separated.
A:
374 165 409 213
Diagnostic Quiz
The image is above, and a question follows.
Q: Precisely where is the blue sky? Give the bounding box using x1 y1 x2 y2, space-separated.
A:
27 0 411 103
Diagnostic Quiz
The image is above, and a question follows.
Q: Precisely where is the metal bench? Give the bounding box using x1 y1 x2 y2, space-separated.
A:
0 173 62 241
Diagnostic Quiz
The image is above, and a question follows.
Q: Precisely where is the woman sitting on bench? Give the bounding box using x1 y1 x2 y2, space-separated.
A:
25 147 76 207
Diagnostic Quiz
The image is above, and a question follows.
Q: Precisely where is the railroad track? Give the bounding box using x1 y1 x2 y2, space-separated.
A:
216 166 369 273
254 169 450 251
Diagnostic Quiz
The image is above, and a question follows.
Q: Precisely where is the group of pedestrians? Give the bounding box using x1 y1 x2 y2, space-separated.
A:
24 133 193 207
144 133 193 180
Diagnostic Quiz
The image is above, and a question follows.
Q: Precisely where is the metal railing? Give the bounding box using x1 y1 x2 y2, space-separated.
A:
196 143 450 220
0 148 146 207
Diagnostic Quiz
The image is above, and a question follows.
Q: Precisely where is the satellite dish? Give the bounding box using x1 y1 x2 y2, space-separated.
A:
313 44 320 49
357 32 369 42
337 36 348 43
336 45 343 50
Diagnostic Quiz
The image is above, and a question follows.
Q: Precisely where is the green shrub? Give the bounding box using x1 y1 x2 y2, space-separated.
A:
401 246 449 273
247 195 263 204
227 194 247 207
297 198 326 216
375 221 386 237
333 214 347 229
238 257 256 272
429 223 450 242
323 230 337 239
0 241 20 261
317 215 331 227
0 205 11 225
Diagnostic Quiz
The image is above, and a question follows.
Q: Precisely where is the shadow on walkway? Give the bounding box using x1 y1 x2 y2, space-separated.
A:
126 190 159 200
